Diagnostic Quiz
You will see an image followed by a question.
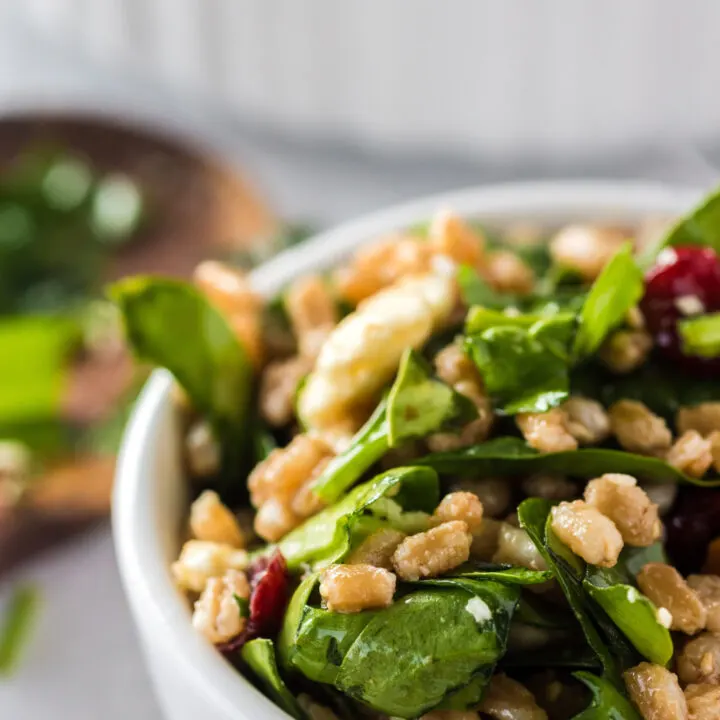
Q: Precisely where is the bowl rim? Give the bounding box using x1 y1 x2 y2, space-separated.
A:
112 180 703 720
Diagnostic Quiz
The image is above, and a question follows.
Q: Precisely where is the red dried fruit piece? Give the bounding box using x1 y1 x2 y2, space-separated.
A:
248 551 290 638
218 550 290 653
640 245 720 374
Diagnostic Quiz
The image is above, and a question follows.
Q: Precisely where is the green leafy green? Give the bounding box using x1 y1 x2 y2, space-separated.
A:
0 584 41 676
571 360 720 424
583 564 673 666
240 639 305 719
573 244 644 359
572 672 642 720
110 277 253 479
387 349 476 446
311 399 389 504
335 581 518 718
453 563 553 585
313 354 476 503
419 436 720 486
465 305 575 335
456 264 513 308
514 593 578 629
290 604 376 685
465 322 571 414
679 312 720 358
639 185 720 265
0 314 79 424
620 543 667 578
278 467 438 570
279 573 318 670
287 578 519 718
518 498 623 683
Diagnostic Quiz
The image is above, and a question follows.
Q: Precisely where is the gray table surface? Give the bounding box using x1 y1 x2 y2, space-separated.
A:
1 4 719 718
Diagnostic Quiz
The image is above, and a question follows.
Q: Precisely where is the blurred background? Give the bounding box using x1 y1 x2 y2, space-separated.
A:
0 1 719 718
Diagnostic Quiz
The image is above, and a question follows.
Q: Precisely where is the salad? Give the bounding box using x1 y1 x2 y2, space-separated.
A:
113 191 720 720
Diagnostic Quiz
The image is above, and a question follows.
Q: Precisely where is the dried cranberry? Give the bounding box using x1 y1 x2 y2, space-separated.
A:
248 551 290 638
640 246 720 374
665 487 720 574
218 550 290 654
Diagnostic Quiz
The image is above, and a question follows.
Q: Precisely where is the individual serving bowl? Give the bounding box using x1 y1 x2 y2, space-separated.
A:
112 181 701 720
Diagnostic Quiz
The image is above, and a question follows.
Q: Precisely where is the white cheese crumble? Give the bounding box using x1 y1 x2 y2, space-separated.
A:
675 294 705 316
465 596 492 624
656 606 673 629
626 587 640 603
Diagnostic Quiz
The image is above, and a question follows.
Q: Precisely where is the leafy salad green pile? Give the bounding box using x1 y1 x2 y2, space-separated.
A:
112 189 720 719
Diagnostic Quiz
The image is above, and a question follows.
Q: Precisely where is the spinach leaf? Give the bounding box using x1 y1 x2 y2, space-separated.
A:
583 565 673 666
572 672 642 720
571 360 720 424
419 436 720 487
679 312 720 358
110 277 253 479
334 582 519 718
278 467 438 570
456 265 514 309
240 639 306 720
436 666 494 711
620 543 667 578
452 563 553 585
313 354 475 503
291 605 376 685
278 574 318 669
387 349 476 447
518 499 621 682
465 306 575 335
285 576 519 718
573 244 644 359
465 322 571 414
639 185 720 266
311 399 389 504
514 593 577 629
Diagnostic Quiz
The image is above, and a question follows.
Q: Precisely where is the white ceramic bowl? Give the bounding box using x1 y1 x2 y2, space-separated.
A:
113 181 702 720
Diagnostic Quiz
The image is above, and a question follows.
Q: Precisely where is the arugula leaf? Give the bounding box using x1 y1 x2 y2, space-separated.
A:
0 584 41 676
573 244 644 359
419 436 720 487
110 277 253 480
313 354 475 503
572 672 642 720
240 639 306 720
679 312 720 358
583 564 673 665
387 349 476 447
517 498 623 683
279 467 439 570
639 185 720 266
466 323 571 414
